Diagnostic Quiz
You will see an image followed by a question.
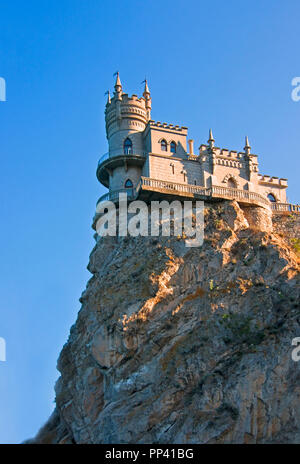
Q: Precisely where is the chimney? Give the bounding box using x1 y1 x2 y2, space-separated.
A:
188 139 194 155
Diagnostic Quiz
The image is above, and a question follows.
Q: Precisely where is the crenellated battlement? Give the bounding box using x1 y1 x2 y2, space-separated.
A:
258 174 288 187
106 94 148 114
149 120 188 133
199 144 258 159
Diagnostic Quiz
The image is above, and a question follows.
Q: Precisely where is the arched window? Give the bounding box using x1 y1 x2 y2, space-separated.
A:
124 179 133 188
268 193 276 203
124 138 132 154
170 141 176 153
228 178 237 189
161 139 167 152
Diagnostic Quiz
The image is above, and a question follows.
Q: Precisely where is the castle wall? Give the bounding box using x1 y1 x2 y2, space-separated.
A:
145 123 188 156
149 154 202 184
109 165 142 191
142 156 150 178
108 128 145 157
212 161 250 189
196 146 268 193
258 184 287 203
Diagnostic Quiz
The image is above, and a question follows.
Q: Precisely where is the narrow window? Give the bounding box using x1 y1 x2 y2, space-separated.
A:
125 179 133 188
170 141 176 153
124 138 132 154
161 140 167 152
267 193 276 203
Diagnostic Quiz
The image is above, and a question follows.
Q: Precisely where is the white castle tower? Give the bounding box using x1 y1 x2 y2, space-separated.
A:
97 73 151 200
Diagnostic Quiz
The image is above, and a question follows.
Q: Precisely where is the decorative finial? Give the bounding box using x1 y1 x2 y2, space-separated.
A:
208 128 215 148
244 135 251 154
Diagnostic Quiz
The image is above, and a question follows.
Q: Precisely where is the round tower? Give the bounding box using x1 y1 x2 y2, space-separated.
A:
97 74 151 198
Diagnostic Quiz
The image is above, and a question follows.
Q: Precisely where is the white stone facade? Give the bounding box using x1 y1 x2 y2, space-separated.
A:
97 75 289 207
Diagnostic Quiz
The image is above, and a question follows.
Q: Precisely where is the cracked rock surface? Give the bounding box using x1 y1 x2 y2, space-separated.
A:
29 201 300 444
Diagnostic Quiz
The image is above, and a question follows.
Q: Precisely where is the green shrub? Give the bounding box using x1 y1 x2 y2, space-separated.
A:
291 238 300 254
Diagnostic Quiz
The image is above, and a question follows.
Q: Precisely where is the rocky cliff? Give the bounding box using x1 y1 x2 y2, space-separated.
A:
30 201 300 444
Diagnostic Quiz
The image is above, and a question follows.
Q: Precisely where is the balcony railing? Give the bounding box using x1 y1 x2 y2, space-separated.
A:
210 185 271 207
97 149 147 168
98 152 109 166
95 177 299 213
271 203 300 213
138 177 210 196
138 177 271 208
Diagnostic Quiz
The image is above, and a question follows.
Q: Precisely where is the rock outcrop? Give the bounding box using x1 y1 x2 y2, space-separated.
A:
30 201 300 444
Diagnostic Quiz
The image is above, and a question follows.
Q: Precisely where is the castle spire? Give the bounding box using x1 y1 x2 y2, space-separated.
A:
114 72 122 92
143 79 150 98
142 78 151 120
244 135 251 154
208 128 215 148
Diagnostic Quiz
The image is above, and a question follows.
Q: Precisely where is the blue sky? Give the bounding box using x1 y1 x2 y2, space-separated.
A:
0 0 299 443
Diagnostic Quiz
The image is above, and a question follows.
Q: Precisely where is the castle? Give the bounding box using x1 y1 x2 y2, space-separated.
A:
95 73 299 215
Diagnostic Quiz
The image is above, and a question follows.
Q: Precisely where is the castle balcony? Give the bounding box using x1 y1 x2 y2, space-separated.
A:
96 149 147 187
136 177 272 210
271 202 300 214
95 177 272 210
136 177 210 201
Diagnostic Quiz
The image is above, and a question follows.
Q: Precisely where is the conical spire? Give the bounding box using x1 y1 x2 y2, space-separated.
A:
244 135 251 154
143 79 150 98
208 128 215 148
142 78 151 119
114 72 122 93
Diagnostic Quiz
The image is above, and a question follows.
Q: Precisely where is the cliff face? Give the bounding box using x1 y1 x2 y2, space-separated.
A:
31 201 300 444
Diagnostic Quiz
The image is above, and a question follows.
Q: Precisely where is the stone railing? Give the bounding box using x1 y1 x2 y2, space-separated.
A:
137 177 210 197
271 203 300 214
95 178 298 214
210 185 271 207
138 177 271 209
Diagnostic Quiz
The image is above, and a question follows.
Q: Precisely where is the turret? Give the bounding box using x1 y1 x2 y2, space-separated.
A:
97 74 150 195
105 73 151 157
